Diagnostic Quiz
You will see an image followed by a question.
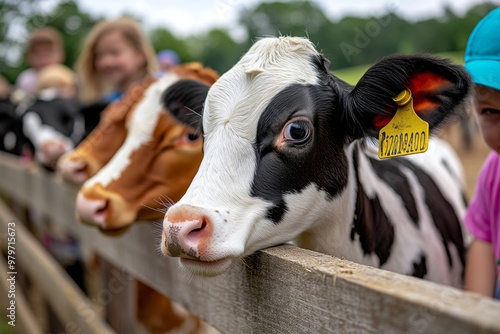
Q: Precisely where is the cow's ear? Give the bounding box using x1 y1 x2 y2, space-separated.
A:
161 79 210 131
342 55 472 138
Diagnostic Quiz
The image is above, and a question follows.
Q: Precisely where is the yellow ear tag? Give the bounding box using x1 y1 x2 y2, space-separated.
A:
378 89 429 159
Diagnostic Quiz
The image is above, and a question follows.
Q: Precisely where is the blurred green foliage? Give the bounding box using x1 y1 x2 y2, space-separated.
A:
335 51 466 85
1 0 102 83
0 0 497 84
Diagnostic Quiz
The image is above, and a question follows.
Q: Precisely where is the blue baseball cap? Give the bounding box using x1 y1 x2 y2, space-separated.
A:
157 49 180 66
465 7 500 91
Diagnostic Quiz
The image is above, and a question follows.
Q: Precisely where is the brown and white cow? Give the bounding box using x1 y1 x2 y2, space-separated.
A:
160 37 472 286
74 65 217 231
57 77 156 183
59 64 219 333
57 63 217 185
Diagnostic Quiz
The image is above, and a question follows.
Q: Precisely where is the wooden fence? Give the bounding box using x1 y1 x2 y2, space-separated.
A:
0 151 499 334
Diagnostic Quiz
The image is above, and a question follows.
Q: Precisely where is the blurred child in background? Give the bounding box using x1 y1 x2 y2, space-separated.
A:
463 8 500 299
76 16 157 104
22 64 81 170
157 49 180 75
15 27 65 99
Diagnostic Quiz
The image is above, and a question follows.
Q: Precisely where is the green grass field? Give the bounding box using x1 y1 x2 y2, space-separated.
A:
334 51 465 85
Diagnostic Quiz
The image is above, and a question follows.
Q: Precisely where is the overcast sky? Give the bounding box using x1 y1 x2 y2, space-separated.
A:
70 0 498 40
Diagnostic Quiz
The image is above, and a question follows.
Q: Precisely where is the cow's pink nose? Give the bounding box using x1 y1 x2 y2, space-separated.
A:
163 206 212 258
76 192 109 226
58 159 88 183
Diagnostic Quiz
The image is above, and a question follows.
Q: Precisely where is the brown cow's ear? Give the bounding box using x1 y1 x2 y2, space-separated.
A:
161 79 210 131
341 55 472 139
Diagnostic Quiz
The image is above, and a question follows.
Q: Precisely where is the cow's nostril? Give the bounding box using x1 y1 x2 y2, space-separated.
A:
76 194 110 226
186 218 208 243
191 220 207 233
74 163 87 174
95 200 109 215
60 159 89 183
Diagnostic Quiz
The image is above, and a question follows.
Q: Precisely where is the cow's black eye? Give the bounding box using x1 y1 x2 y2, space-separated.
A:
187 132 200 142
283 120 311 143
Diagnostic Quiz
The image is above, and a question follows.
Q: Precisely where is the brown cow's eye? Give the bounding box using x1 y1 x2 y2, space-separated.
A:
481 108 500 115
284 120 311 143
186 132 200 142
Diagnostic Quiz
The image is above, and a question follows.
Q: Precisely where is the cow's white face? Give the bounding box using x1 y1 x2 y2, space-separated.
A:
161 37 471 277
161 37 353 275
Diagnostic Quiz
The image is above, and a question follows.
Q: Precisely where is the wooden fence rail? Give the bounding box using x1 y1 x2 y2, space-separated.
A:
0 200 114 334
0 253 43 334
0 151 499 334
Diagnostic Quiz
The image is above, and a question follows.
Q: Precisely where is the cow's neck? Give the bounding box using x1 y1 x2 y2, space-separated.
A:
295 141 362 261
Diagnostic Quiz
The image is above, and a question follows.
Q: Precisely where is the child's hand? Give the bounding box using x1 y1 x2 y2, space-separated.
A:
39 138 72 169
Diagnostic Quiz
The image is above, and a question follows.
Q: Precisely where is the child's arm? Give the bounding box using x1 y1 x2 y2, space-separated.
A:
465 239 497 297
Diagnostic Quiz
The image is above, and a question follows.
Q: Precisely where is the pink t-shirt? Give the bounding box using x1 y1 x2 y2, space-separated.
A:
465 151 500 275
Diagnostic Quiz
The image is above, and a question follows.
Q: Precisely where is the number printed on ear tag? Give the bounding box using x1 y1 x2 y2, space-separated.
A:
378 89 429 159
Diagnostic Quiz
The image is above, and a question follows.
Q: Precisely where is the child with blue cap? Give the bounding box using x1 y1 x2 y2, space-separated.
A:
157 49 181 73
464 7 500 299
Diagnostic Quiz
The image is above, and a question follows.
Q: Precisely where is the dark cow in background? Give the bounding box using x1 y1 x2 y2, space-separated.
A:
22 93 81 169
161 37 472 286
0 77 30 156
0 98 29 156
79 100 110 141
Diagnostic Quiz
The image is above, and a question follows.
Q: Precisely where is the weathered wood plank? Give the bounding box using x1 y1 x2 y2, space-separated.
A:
0 152 500 334
101 258 137 334
0 198 115 334
0 256 43 334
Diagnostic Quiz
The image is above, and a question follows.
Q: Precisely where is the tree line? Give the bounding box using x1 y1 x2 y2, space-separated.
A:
0 0 498 83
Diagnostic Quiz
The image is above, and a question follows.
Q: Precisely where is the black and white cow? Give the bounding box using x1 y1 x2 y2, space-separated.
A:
22 89 82 169
160 37 472 285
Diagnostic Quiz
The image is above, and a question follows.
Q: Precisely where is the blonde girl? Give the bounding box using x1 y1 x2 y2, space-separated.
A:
76 17 158 103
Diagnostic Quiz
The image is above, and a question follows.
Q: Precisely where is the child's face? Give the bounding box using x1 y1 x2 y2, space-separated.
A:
95 30 146 88
28 43 63 70
475 85 500 154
